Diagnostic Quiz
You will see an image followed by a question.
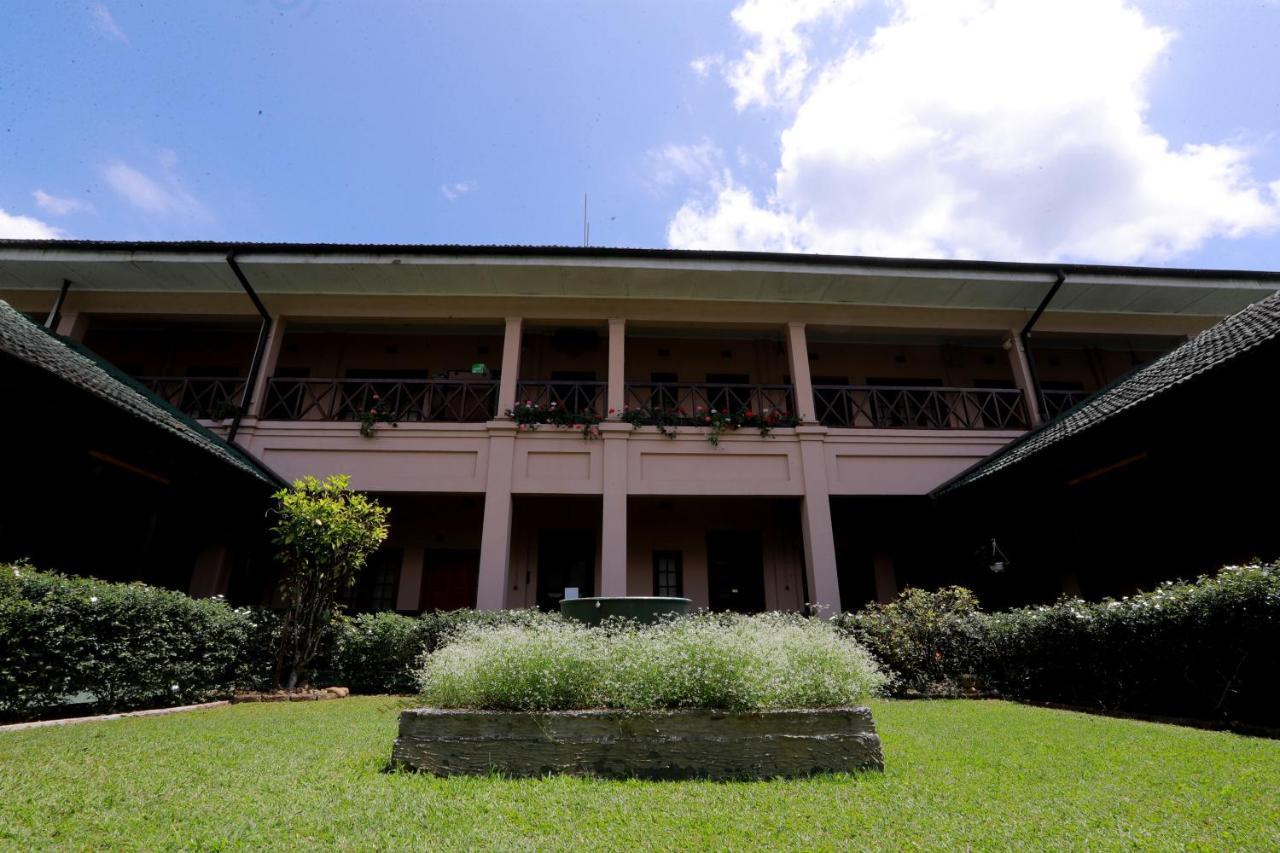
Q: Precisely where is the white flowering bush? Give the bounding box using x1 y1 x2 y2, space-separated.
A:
416 612 887 711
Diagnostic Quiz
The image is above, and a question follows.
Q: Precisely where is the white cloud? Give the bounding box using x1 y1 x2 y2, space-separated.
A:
669 0 1280 264
440 181 476 202
33 190 93 216
102 158 206 218
690 55 721 79
0 209 63 239
724 0 862 109
92 3 128 43
645 140 725 193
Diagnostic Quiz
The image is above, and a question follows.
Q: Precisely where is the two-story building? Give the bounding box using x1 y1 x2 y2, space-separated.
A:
2 240 1276 613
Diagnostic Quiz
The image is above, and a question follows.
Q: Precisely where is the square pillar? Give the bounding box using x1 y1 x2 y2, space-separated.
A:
54 311 91 342
785 321 817 423
189 545 233 598
606 318 626 417
796 425 841 615
599 422 629 596
496 317 524 416
872 550 897 604
1005 331 1043 426
247 317 288 418
476 424 517 609
395 544 425 612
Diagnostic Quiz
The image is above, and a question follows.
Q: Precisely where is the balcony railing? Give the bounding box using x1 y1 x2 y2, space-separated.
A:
1040 389 1091 420
262 377 499 422
514 381 608 416
138 376 246 421
623 382 795 418
814 385 1029 430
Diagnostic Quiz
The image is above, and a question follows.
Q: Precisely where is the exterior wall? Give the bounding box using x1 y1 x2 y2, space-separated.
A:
378 493 485 612
626 497 805 611
275 328 505 378
625 334 790 384
82 325 259 377
520 328 610 380
506 495 603 609
17 278 1203 614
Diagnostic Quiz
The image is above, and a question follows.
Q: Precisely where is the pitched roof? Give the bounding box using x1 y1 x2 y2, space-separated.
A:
0 300 280 485
2 237 1279 282
935 289 1280 494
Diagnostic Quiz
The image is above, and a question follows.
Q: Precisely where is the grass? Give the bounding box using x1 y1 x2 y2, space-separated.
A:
1 698 1277 850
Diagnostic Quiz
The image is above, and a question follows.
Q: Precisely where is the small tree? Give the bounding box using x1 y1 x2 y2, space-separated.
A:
270 474 389 689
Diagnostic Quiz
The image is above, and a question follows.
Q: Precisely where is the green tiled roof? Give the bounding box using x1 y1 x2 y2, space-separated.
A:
0 300 279 485
936 289 1280 494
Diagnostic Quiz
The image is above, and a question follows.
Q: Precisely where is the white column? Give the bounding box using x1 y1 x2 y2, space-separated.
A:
1006 331 1043 426
476 423 517 610
247 317 288 418
496 317 524 417
599 423 629 597
785 321 817 423
606 318 626 417
796 425 842 615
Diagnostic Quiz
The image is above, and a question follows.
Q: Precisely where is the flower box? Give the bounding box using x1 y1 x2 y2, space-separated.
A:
391 706 883 780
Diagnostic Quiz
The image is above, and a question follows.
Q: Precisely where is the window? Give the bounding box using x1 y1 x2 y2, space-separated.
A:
653 551 684 598
346 548 402 612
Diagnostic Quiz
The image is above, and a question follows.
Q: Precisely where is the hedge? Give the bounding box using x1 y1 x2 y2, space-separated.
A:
837 562 1280 727
0 564 261 720
332 608 556 694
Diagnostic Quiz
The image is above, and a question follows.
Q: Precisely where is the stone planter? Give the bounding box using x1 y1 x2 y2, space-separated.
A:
391 707 883 780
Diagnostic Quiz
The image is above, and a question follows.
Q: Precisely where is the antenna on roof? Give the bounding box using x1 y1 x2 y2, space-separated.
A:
583 193 590 247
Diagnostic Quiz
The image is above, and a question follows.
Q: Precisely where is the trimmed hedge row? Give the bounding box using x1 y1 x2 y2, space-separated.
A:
836 563 1280 727
331 609 556 694
0 564 554 720
0 565 259 719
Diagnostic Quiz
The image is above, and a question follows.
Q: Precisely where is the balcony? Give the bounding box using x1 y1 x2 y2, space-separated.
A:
1040 388 1091 420
261 377 499 422
514 380 608 417
623 382 796 420
138 376 247 421
813 385 1029 430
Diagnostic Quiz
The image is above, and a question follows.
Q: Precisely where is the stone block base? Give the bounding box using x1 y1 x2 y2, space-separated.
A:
391 707 883 780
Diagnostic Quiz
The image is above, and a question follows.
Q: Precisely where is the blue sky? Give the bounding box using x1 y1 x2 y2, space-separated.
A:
2 1 1278 269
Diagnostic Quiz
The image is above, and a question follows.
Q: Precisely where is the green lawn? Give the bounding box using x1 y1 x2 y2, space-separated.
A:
1 697 1276 850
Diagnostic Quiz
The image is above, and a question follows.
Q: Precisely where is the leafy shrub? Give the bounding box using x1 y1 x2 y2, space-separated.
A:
986 563 1279 725
334 608 556 694
0 564 257 719
835 586 990 695
270 475 389 689
416 612 887 711
838 563 1280 726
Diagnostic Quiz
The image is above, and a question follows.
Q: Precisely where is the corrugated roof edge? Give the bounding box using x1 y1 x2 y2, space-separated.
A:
1 238 1278 281
931 289 1280 496
0 300 285 487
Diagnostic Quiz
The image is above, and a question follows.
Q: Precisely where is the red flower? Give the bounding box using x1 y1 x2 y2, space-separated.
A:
745 410 755 418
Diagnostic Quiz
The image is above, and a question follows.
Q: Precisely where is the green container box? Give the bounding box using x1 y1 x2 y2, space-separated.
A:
559 596 692 626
